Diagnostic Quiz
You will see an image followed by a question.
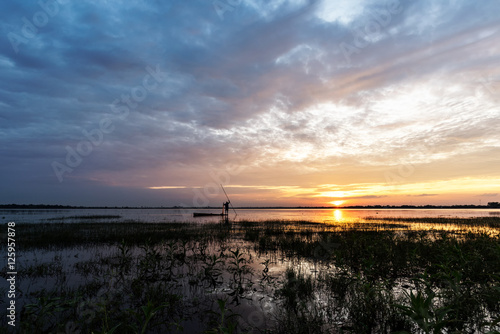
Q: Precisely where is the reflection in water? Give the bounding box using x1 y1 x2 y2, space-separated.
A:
2 207 500 224
8 216 500 333
333 209 343 221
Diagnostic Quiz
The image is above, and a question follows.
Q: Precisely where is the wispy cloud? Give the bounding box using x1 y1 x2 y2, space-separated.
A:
1 0 499 206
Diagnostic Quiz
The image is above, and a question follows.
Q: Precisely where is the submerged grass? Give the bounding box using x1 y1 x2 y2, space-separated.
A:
1 217 499 333
47 215 122 221
11 221 230 249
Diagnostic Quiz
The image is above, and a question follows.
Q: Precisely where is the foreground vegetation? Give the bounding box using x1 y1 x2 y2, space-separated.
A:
1 217 500 333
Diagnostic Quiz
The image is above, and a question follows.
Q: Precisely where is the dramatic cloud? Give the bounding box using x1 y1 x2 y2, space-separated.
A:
1 0 499 206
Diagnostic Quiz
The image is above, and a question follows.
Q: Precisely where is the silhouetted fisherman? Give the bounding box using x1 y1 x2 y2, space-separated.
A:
222 201 230 222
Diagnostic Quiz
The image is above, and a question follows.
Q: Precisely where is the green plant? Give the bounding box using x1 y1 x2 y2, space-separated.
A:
137 300 169 334
203 254 224 288
228 249 250 286
205 298 239 334
91 323 121 334
227 248 252 303
395 290 450 334
22 294 63 330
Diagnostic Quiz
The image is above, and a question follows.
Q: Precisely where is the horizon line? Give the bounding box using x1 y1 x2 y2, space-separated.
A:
1 203 499 209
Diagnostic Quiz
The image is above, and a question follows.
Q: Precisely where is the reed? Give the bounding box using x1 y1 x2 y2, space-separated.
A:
1 217 499 333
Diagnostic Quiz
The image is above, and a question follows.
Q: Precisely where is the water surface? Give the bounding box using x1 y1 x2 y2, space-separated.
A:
1 207 498 223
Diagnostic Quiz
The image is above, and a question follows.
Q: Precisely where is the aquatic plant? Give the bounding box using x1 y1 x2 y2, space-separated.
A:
205 298 240 334
2 217 499 333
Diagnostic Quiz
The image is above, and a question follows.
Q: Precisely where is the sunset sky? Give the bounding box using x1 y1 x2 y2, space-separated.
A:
1 0 499 207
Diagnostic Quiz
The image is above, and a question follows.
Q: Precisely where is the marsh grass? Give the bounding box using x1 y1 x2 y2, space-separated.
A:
0 217 499 333
47 215 122 221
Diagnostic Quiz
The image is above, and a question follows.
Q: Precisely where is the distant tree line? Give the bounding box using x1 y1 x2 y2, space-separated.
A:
1 203 500 209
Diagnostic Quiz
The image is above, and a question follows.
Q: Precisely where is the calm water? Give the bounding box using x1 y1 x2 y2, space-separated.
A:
1 208 499 224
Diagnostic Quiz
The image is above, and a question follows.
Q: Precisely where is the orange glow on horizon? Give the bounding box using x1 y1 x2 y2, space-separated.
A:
147 177 500 207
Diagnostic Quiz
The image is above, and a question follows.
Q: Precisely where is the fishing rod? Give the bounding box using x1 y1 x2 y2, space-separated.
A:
221 184 237 217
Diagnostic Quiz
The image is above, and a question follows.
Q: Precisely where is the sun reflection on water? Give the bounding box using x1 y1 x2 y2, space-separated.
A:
333 209 343 221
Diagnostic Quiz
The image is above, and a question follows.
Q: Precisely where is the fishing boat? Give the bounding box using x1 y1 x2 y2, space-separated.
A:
193 212 223 217
192 185 236 221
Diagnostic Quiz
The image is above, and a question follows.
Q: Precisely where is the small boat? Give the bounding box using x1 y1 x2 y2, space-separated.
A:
192 185 237 221
193 212 223 217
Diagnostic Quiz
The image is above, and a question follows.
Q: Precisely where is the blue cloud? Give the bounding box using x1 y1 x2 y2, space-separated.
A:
1 0 499 205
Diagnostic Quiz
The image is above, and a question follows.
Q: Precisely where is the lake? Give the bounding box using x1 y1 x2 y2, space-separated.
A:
1 207 499 224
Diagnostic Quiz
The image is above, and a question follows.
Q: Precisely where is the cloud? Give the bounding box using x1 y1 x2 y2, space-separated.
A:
343 195 388 199
0 0 500 205
408 194 438 197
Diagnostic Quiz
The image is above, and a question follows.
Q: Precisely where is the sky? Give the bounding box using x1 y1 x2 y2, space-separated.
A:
0 0 499 207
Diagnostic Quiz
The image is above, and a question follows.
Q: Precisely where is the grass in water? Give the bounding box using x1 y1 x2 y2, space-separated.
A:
0 217 499 333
